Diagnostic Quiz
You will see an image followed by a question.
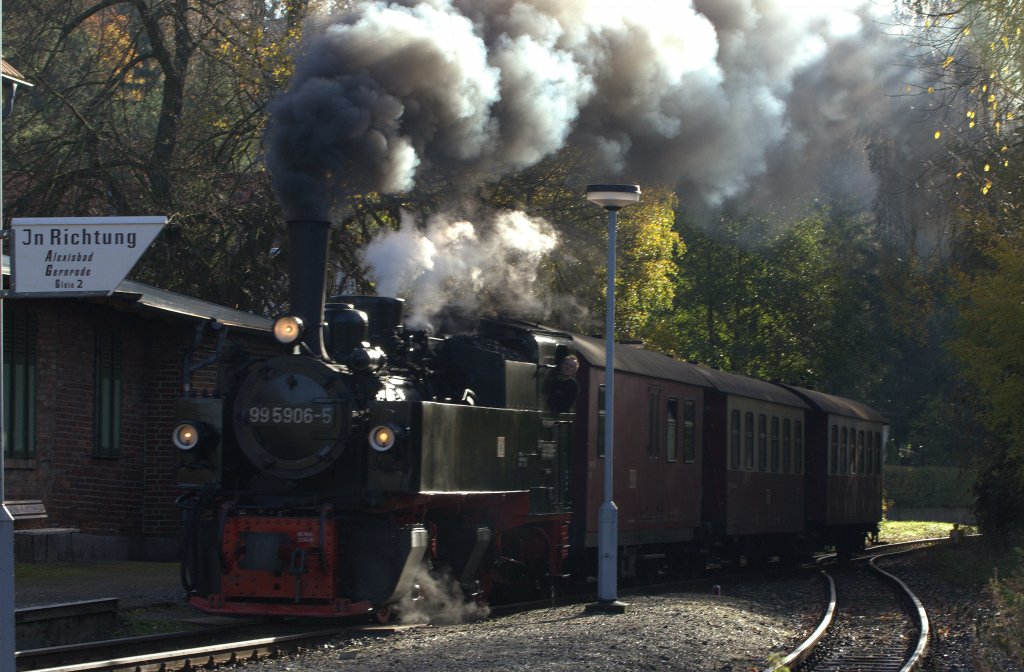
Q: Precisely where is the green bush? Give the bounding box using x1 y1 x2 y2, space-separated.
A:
973 451 1024 547
883 465 975 510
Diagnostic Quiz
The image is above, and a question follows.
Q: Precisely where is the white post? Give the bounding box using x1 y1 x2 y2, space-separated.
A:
1 21 17 660
584 184 640 611
1 292 14 667
597 205 618 603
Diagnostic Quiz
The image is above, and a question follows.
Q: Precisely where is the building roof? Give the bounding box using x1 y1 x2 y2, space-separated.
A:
1 59 33 87
110 278 273 332
2 255 272 332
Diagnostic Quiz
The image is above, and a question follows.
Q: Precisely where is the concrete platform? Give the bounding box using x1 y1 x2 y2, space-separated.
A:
14 560 184 610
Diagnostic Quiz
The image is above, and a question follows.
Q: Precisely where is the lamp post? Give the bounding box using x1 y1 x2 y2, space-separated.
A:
1 61 27 670
2 59 33 669
585 183 640 610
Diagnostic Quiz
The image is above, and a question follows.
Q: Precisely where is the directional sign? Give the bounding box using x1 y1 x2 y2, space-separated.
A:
10 216 166 296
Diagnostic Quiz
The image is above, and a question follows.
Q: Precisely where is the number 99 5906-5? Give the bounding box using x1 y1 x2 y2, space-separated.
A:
247 406 333 425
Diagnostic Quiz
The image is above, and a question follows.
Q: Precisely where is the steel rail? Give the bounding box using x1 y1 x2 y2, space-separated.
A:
765 539 944 672
761 567 837 672
869 553 930 672
20 627 352 672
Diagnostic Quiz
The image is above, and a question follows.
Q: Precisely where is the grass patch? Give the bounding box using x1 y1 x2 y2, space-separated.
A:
15 561 179 581
115 604 205 637
882 528 1023 669
877 520 977 544
984 548 1024 669
883 465 974 509
929 542 1024 670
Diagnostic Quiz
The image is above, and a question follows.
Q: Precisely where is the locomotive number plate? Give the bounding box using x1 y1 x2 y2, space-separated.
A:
246 405 335 425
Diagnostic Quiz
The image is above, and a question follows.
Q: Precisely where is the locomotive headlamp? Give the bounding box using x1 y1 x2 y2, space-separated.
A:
369 423 403 452
273 314 304 344
173 421 205 451
172 420 218 451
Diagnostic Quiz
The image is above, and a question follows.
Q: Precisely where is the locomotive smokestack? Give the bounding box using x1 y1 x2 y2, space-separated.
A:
286 220 330 358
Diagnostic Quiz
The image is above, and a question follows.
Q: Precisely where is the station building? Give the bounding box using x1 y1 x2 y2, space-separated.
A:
2 258 273 561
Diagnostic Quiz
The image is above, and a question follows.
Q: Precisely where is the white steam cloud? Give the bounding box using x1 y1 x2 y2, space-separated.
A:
361 209 558 328
394 566 490 625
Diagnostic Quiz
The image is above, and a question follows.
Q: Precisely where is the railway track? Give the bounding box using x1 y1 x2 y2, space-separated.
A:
770 544 933 672
17 539 948 672
14 622 405 672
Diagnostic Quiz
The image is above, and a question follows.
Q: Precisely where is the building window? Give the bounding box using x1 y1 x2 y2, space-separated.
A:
666 398 678 462
682 399 696 463
94 330 123 457
729 410 741 470
3 310 37 458
597 384 605 458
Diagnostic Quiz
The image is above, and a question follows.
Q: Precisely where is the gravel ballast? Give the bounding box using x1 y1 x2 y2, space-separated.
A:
238 575 824 672
237 545 1024 672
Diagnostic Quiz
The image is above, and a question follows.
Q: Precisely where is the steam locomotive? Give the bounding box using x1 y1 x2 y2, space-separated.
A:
172 218 887 619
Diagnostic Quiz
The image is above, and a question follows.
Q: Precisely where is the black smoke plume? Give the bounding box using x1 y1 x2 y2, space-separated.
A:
264 0 929 222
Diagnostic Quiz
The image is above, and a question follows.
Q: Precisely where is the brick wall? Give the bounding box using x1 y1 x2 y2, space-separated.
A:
4 296 275 556
140 321 277 539
7 299 149 534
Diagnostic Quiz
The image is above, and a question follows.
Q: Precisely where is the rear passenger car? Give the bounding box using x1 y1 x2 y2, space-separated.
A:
782 385 887 555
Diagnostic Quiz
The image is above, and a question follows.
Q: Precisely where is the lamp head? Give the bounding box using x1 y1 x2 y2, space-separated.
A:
273 314 304 344
586 184 641 210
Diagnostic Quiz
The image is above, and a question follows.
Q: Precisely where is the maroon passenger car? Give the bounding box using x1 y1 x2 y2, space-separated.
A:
700 370 811 565
782 385 887 555
570 335 707 579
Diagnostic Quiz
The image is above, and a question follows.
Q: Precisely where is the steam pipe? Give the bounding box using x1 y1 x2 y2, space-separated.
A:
286 219 331 359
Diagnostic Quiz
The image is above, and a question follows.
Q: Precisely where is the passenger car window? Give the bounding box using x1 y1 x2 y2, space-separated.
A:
683 400 696 463
770 417 780 473
875 432 883 474
795 421 804 474
666 398 678 462
840 427 848 475
782 419 792 473
647 388 661 457
830 425 839 475
758 414 767 471
865 431 874 474
730 410 741 470
744 412 754 470
857 430 866 474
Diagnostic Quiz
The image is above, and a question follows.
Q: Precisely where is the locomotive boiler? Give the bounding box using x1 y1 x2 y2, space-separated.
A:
172 220 577 618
